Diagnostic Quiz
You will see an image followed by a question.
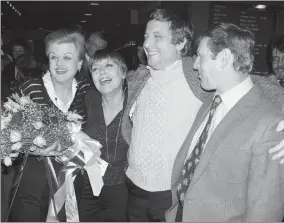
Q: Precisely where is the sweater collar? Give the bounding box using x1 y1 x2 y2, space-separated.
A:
146 60 183 81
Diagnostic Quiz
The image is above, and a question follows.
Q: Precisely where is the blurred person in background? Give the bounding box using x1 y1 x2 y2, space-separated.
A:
268 35 284 87
1 37 14 72
79 31 108 83
2 38 31 101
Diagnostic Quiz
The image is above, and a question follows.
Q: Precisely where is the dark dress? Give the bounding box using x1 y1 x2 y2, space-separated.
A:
78 87 129 222
4 76 90 222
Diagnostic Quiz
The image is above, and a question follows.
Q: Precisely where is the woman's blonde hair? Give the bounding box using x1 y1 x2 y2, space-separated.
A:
45 29 85 60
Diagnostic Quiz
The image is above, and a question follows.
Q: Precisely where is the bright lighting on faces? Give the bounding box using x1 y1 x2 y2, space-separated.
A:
91 58 125 95
143 20 181 70
48 43 82 83
194 37 219 91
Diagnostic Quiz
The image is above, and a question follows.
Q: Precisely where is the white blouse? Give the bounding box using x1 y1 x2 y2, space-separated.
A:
42 71 77 113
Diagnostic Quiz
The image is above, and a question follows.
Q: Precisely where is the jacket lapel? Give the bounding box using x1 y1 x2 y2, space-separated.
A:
171 95 213 195
187 84 263 191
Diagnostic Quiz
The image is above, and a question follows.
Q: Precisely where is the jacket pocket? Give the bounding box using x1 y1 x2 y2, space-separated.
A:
212 146 250 183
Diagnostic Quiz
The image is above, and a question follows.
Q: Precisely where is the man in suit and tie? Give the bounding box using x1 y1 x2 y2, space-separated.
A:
166 23 284 222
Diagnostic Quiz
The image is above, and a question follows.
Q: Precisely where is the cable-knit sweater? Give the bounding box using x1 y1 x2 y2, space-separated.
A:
122 57 284 192
126 60 202 191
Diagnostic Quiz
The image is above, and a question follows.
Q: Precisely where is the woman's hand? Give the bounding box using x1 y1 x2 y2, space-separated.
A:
30 141 64 157
269 120 284 164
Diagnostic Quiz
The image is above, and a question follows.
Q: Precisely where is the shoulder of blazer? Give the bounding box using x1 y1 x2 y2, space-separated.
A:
251 74 284 111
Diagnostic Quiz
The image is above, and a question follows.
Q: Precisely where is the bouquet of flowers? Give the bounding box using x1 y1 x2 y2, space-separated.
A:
1 92 104 222
1 92 79 166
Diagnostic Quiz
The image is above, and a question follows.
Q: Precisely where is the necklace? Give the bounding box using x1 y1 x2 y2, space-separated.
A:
105 111 123 164
104 88 126 164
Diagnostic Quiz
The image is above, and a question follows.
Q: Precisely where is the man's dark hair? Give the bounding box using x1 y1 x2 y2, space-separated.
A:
10 38 29 52
199 23 255 74
270 35 284 54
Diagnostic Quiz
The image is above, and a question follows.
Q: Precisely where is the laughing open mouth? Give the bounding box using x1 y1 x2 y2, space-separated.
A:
100 77 112 85
55 68 67 74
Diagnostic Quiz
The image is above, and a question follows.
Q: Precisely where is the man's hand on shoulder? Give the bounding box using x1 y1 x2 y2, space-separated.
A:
269 120 284 164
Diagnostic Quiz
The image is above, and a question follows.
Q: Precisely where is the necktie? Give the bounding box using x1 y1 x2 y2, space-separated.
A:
176 95 222 206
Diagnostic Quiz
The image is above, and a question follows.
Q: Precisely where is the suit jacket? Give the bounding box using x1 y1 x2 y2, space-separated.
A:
121 57 284 145
166 83 284 222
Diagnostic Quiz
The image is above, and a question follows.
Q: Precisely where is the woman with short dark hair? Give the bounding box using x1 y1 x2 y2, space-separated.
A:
79 49 129 222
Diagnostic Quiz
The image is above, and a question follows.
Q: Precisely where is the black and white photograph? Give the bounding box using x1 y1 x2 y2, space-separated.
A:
1 1 284 222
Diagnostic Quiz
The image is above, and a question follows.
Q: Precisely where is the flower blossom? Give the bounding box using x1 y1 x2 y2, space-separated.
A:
4 98 22 113
33 121 44 130
9 153 19 158
4 157 12 166
1 113 12 130
10 130 22 143
11 142 23 151
19 96 31 106
33 135 47 147
29 146 37 152
66 122 82 141
67 111 83 123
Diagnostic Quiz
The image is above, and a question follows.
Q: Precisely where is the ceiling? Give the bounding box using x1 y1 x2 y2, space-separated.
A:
1 1 192 50
2 1 284 32
1 1 151 32
2 1 283 49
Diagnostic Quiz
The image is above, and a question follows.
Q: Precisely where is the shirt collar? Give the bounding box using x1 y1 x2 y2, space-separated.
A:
42 71 77 113
218 76 254 112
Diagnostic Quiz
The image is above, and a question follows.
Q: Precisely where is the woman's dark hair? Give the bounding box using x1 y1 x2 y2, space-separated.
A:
88 49 128 75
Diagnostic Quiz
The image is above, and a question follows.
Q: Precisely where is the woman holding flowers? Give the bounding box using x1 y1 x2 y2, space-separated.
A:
78 49 129 221
7 29 90 222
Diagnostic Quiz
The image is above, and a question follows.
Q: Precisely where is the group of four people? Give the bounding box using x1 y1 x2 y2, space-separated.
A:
3 8 284 222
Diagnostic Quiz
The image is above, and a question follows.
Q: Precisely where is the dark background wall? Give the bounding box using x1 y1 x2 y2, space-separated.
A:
2 1 284 74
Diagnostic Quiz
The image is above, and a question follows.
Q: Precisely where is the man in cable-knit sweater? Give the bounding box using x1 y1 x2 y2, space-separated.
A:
121 8 284 222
